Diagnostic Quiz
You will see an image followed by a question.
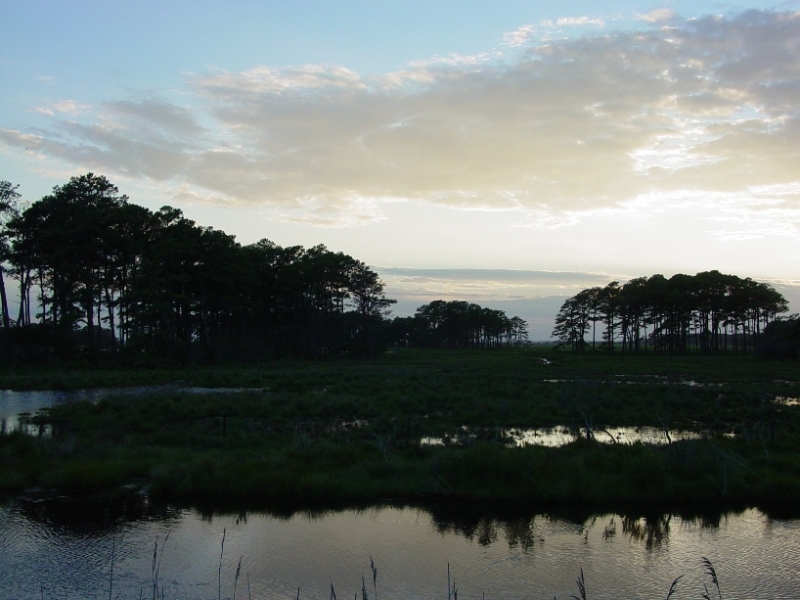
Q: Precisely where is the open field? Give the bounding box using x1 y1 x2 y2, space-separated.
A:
2 349 800 507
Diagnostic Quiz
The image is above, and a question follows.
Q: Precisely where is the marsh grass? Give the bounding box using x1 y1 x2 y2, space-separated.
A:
3 348 800 504
558 558 720 600
151 527 172 600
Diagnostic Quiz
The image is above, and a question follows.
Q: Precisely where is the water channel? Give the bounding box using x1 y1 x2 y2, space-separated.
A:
2 498 799 600
2 388 799 598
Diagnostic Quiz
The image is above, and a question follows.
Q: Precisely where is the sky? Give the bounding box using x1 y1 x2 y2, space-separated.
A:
3 0 800 338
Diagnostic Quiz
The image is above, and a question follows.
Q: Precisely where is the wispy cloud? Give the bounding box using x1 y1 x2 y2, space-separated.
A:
3 10 800 231
636 9 676 23
193 64 367 96
549 16 607 27
379 267 623 305
502 15 606 46
33 100 90 116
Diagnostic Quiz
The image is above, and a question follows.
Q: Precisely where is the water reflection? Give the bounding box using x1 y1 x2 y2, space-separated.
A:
621 514 671 549
2 496 800 600
774 396 800 406
422 425 705 447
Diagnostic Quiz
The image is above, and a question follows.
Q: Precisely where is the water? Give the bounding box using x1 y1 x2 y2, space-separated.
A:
1 497 799 599
0 386 265 432
422 426 704 447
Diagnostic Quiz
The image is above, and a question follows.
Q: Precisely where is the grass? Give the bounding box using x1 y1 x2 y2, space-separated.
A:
2 348 800 507
2 346 800 391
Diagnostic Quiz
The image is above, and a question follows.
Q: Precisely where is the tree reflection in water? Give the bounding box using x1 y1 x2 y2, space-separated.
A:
621 515 671 549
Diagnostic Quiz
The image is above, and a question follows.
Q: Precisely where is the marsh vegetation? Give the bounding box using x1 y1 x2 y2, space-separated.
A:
2 349 799 507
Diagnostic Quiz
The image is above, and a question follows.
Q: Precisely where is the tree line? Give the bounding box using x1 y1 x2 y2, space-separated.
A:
388 300 529 349
552 272 789 353
0 174 396 361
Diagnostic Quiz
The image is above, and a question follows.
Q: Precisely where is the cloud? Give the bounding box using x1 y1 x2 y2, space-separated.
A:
502 24 538 47
378 267 628 339
378 267 622 305
4 10 800 230
553 16 606 27
103 99 205 137
502 15 606 46
636 9 675 23
33 100 90 116
193 64 367 96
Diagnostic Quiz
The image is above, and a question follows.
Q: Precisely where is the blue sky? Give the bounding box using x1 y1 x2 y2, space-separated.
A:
3 1 800 337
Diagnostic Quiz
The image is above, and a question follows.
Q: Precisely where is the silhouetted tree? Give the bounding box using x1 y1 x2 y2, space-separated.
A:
554 271 788 354
0 174 396 362
397 300 527 349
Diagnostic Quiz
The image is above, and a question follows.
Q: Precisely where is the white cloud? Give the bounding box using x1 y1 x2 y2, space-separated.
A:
4 10 800 232
502 15 606 47
503 24 538 47
555 16 606 27
637 9 675 23
33 100 90 116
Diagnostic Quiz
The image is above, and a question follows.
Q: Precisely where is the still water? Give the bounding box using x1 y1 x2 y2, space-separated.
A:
1 497 799 600
0 387 262 432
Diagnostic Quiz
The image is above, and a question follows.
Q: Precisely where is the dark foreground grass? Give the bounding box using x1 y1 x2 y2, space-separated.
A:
2 348 800 506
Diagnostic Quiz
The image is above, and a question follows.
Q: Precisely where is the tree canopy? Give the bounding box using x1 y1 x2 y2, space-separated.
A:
552 272 788 353
0 174 396 361
389 300 528 349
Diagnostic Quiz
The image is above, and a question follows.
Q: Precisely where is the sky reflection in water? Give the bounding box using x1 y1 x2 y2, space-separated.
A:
2 499 799 600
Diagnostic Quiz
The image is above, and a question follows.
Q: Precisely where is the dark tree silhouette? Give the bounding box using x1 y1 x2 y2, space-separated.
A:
0 181 21 329
0 174 396 362
390 300 528 349
552 271 788 353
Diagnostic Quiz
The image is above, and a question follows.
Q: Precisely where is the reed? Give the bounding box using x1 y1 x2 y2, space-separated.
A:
570 567 586 600
666 575 684 600
151 527 171 600
232 556 242 600
702 557 722 600
557 559 721 600
218 528 226 600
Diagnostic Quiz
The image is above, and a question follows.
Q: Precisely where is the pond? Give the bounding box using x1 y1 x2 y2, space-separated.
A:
1 497 798 600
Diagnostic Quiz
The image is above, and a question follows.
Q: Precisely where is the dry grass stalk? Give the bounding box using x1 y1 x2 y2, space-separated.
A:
218 528 226 600
570 567 586 600
665 575 684 600
701 557 722 600
233 555 243 600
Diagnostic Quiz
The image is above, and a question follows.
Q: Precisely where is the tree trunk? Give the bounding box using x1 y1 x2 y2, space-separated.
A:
0 265 9 329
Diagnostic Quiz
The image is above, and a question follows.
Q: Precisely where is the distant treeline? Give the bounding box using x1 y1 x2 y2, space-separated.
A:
553 272 789 353
388 300 529 348
0 174 397 361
